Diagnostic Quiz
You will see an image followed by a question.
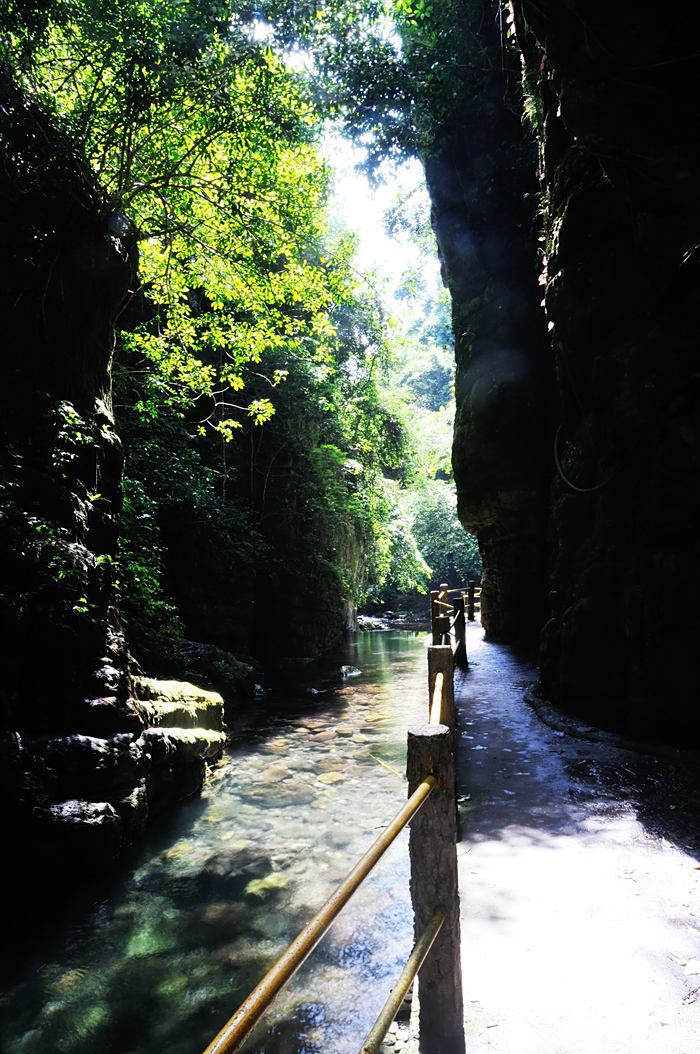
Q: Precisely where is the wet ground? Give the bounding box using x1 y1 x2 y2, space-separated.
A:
456 624 700 1053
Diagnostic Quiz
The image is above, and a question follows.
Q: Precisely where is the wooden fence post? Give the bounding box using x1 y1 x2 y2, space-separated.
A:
428 645 455 729
432 615 450 646
452 595 467 668
407 725 465 1054
430 589 439 638
431 584 452 645
467 580 476 622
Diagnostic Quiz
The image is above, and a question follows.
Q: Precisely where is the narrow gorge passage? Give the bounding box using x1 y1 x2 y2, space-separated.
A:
0 632 428 1054
456 624 700 1052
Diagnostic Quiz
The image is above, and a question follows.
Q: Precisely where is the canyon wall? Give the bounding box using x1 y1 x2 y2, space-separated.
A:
423 1 553 646
0 77 224 920
509 2 700 739
432 3 699 741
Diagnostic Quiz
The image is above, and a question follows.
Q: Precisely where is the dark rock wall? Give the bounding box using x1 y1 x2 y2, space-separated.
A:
158 502 254 656
154 475 357 665
231 420 364 661
0 78 224 919
510 3 700 739
425 0 553 644
0 73 138 743
0 73 142 899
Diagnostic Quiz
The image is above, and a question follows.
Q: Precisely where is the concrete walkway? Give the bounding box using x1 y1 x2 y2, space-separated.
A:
455 624 700 1053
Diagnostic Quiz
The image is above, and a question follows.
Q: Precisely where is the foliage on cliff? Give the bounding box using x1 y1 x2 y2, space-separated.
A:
240 0 509 168
2 0 484 653
2 0 354 432
115 273 430 651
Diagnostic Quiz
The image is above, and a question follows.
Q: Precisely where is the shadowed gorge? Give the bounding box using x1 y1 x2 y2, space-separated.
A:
1 1 700 1049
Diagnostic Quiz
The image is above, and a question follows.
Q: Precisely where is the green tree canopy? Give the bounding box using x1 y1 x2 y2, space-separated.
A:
3 0 361 432
2 0 483 632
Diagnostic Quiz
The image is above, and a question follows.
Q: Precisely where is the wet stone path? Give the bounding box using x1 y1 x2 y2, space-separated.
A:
456 624 700 1053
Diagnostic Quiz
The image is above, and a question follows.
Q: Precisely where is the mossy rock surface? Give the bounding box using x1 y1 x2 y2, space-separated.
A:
131 636 255 722
142 726 225 763
133 676 224 732
133 677 222 705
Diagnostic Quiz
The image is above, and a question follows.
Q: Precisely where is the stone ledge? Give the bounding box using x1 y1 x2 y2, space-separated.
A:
34 798 124 863
141 726 225 763
525 688 700 765
133 676 224 732
25 732 146 802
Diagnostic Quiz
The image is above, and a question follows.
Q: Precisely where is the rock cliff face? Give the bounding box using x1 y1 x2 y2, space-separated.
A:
0 76 225 912
424 0 553 645
508 2 700 740
436 4 700 741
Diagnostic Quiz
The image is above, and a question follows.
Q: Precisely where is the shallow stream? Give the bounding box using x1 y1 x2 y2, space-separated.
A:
1 630 429 1054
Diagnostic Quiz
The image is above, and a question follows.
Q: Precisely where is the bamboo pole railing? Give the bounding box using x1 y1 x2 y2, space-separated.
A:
358 911 444 1054
201 612 466 1054
202 778 438 1054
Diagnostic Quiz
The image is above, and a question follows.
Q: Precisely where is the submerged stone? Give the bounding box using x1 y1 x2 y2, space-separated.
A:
260 763 292 781
262 738 290 755
49 968 88 995
310 729 336 743
317 771 345 785
244 871 289 900
252 913 291 940
126 920 177 959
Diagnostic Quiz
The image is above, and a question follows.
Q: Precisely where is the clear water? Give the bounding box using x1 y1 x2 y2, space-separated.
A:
0 630 429 1054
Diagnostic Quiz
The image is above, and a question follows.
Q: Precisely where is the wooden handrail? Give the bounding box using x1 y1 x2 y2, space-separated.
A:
201 608 467 1054
430 671 444 725
358 912 445 1054
431 582 478 658
202 776 438 1054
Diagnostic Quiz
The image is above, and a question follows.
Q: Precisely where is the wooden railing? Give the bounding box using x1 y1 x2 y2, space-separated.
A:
408 641 463 1052
430 580 481 666
201 624 465 1054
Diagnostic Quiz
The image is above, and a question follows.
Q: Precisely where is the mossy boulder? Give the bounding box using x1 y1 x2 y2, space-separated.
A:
133 676 224 732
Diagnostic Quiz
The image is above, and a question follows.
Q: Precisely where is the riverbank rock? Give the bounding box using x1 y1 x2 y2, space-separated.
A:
129 635 255 722
10 682 225 898
133 677 224 731
24 732 146 803
41 799 123 862
143 727 224 764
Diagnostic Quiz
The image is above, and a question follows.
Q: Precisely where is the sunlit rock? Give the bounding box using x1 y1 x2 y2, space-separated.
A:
133 677 224 732
244 871 290 900
317 771 345 785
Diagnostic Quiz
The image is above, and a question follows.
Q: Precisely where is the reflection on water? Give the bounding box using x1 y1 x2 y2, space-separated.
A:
0 631 429 1054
